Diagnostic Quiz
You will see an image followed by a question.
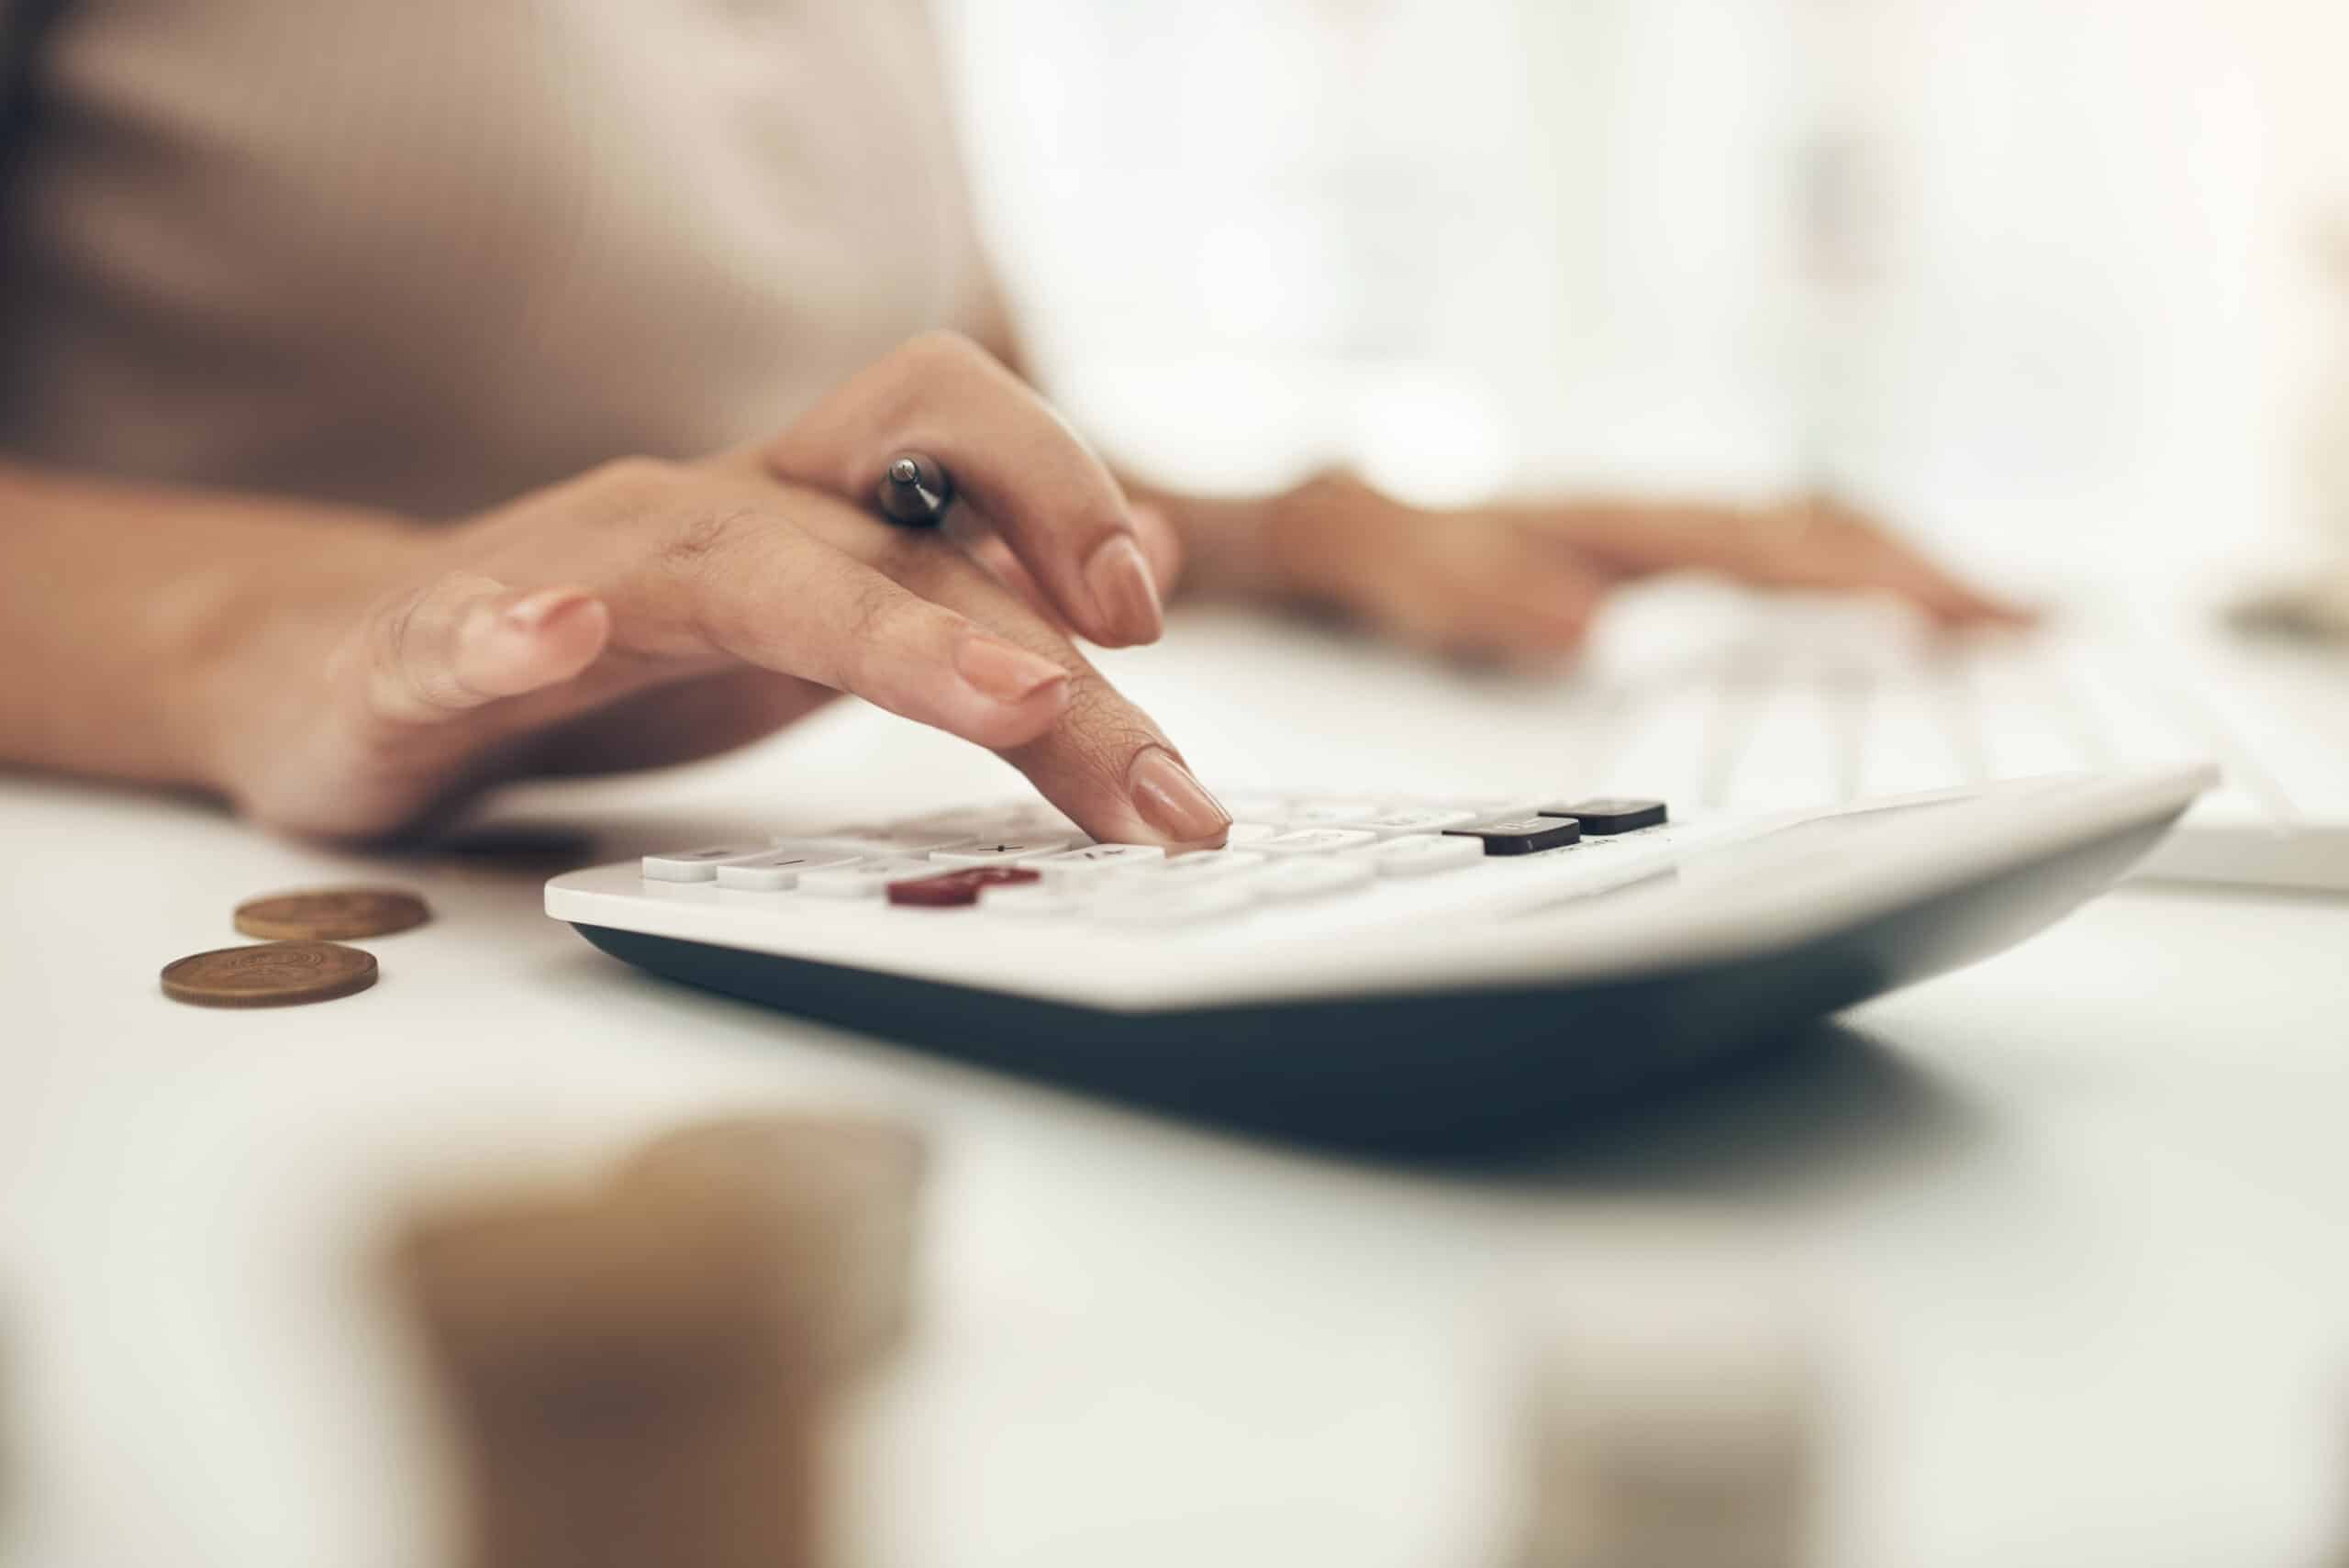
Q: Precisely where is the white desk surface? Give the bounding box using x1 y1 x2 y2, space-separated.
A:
3 608 2346 1568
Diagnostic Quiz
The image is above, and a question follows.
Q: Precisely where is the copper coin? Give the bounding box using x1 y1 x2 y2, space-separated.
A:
160 941 379 1008
233 886 429 940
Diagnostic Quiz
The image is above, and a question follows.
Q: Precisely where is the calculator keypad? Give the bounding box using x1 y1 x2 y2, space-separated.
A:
885 866 1041 906
640 845 772 882
795 855 939 897
1026 844 1167 880
1248 856 1375 901
929 839 1073 866
642 790 1672 922
1361 833 1484 876
713 846 863 891
1252 828 1381 856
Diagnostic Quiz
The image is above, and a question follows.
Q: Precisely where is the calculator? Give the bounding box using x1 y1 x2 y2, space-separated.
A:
546 764 2212 1152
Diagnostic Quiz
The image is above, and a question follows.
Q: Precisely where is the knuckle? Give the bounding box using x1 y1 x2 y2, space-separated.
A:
842 577 919 651
896 328 993 377
871 330 1000 428
1051 679 1157 785
579 455 687 512
657 505 755 576
365 572 492 717
861 525 950 587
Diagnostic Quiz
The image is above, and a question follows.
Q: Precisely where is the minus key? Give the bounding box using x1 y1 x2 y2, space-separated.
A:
1536 797 1668 834
1442 816 1582 856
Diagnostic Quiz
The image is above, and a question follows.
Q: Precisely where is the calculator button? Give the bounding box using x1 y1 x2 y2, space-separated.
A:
1225 822 1279 845
1351 807 1478 838
977 883 1083 916
818 829 981 856
1537 797 1669 834
885 809 1006 836
1442 817 1583 855
640 845 771 882
928 839 1072 866
1153 849 1266 882
712 847 863 891
1246 856 1375 901
1088 884 1257 926
1437 795 1543 822
795 855 939 897
1362 834 1484 876
1026 844 1167 880
1283 800 1381 825
885 866 1041 907
1251 828 1381 856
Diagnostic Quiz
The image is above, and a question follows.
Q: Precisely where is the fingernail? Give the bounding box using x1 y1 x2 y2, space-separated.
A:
505 587 588 632
954 633 1070 705
1127 746 1229 844
1083 535 1164 643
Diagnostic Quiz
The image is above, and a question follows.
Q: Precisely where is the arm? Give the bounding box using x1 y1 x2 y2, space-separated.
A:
968 287 2023 656
0 334 1228 849
0 462 424 789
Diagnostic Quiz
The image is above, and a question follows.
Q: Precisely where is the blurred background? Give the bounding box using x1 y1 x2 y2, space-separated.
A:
941 0 2349 594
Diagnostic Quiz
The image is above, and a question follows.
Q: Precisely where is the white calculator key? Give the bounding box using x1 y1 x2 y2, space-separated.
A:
640 845 771 882
795 855 938 897
1250 828 1380 856
1351 807 1478 838
713 847 863 891
1153 849 1266 882
1247 855 1375 901
1362 833 1484 877
929 839 1072 866
1438 795 1543 822
818 829 979 856
1088 883 1257 926
977 883 1083 917
888 808 1009 836
1226 822 1279 845
1026 844 1167 880
1284 800 1381 825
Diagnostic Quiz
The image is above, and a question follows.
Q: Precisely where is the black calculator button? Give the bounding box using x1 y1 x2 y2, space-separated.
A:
1442 817 1582 855
1537 797 1667 834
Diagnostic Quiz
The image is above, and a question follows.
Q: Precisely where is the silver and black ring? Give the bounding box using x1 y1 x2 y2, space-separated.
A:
875 452 954 527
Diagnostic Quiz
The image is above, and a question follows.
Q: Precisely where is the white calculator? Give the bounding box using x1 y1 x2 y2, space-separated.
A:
547 764 2212 1151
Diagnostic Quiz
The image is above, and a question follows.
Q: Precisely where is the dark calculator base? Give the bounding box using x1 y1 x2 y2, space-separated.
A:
573 815 2168 1156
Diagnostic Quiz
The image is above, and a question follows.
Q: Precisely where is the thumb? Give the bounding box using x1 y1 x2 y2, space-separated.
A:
354 572 611 725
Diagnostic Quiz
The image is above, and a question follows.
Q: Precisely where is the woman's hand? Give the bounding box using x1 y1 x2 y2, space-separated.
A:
1168 472 2030 663
211 333 1228 847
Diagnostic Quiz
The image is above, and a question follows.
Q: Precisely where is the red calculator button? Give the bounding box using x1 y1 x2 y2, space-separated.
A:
885 866 1042 907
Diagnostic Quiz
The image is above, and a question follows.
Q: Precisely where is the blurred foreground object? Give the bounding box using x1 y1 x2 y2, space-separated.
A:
394 1113 926 1568
621 1114 929 1381
1513 1245 1819 1568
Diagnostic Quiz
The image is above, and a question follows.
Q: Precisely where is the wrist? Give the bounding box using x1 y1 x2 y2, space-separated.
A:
181 505 434 800
1140 472 1373 605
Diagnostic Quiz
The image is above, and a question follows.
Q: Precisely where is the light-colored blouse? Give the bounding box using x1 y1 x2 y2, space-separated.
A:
0 0 996 518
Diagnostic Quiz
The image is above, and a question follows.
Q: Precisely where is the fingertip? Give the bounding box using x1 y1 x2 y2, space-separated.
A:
1081 534 1165 647
462 588 607 698
1129 502 1186 600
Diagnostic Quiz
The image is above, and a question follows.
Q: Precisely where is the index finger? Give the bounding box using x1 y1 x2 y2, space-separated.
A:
751 332 1165 649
